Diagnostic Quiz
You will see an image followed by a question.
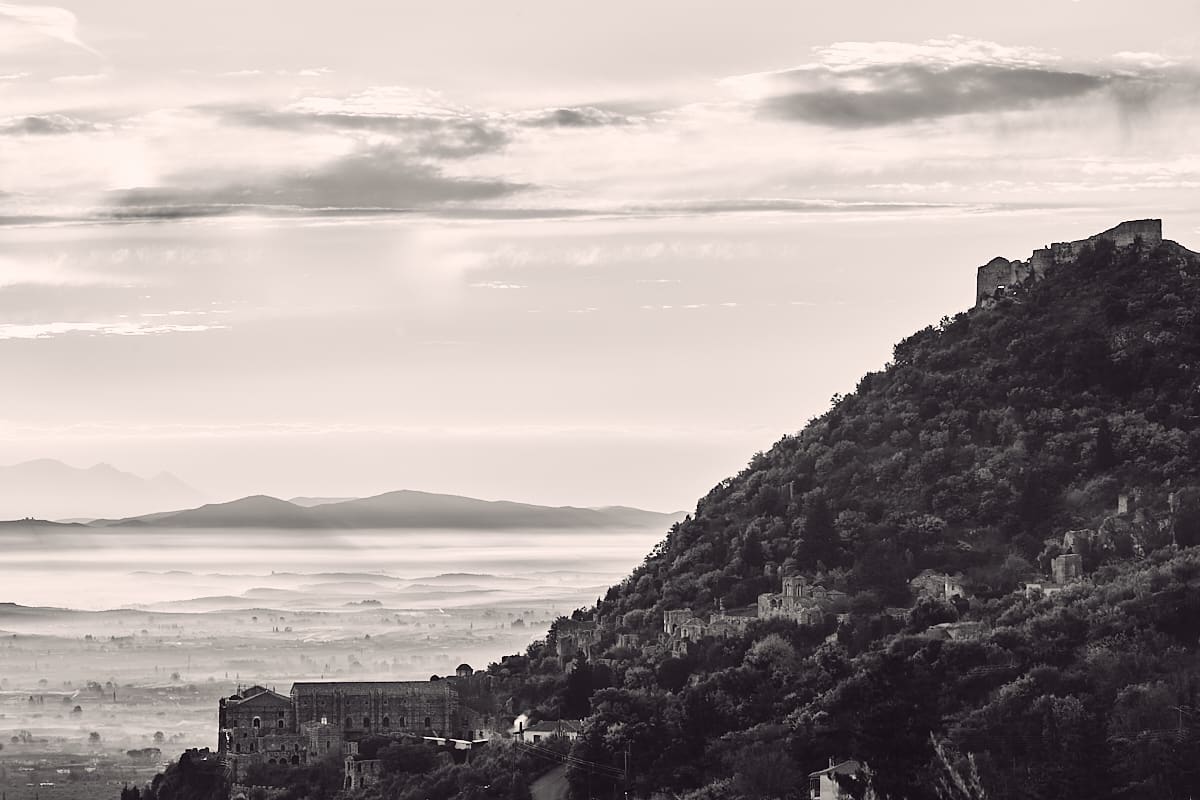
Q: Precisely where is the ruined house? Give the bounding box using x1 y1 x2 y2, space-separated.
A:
1025 553 1086 600
908 570 967 601
555 619 599 665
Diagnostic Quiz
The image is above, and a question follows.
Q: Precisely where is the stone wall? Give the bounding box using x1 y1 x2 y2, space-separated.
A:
1099 219 1162 248
1051 553 1083 585
663 609 694 637
220 689 294 740
975 219 1163 308
292 681 459 739
975 257 1016 305
344 757 383 791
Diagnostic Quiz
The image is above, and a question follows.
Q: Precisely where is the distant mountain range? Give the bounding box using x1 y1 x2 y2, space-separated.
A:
85 490 685 530
0 459 205 521
0 459 684 529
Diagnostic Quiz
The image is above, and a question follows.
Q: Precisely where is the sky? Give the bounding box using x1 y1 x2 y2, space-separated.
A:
2 1 1200 512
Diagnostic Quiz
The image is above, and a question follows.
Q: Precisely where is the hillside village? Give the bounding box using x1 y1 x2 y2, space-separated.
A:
552 488 1164 666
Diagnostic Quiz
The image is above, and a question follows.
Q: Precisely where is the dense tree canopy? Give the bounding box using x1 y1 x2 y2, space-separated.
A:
507 236 1200 799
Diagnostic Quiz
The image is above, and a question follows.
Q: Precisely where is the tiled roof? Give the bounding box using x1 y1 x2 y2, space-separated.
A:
524 719 584 734
808 759 861 778
232 687 290 704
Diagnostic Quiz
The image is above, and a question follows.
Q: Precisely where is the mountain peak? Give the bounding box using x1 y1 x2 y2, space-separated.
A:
94 489 685 530
0 459 205 520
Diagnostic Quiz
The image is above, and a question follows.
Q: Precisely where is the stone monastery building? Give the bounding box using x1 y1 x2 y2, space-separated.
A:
218 680 485 781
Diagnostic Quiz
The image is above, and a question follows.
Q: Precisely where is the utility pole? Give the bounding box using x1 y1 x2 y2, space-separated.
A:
624 744 630 800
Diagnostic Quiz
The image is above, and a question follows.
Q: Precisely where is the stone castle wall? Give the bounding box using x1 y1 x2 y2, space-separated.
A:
975 219 1163 307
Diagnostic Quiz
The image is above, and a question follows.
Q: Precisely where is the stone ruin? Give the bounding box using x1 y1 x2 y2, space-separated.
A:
975 219 1163 307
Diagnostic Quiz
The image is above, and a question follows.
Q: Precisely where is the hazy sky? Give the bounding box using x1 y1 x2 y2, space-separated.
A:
2 1 1200 510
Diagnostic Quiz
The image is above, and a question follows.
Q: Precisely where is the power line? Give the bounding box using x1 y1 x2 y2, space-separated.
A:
515 741 625 779
517 743 623 779
520 742 624 778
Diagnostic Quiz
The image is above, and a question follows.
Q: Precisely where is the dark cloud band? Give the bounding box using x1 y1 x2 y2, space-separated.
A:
105 144 527 218
0 114 101 135
761 64 1106 127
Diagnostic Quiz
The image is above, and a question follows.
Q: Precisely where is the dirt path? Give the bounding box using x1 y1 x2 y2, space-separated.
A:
531 763 569 800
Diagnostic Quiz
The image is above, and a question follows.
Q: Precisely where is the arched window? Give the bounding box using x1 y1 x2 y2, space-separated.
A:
382 717 390 729
345 717 353 729
252 717 261 729
277 718 285 729
363 716 371 728
423 717 432 728
235 744 242 754
291 755 300 765
398 716 405 727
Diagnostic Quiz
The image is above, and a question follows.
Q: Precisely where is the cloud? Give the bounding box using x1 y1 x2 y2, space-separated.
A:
0 2 98 54
762 64 1102 127
622 198 967 216
0 321 224 340
1111 51 1184 70
106 144 528 218
0 113 101 135
739 37 1108 127
719 37 1200 128
49 72 108 83
470 281 526 289
521 107 633 128
217 93 638 162
220 106 511 159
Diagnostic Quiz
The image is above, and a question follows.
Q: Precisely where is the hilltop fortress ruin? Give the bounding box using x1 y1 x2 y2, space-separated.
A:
975 219 1163 308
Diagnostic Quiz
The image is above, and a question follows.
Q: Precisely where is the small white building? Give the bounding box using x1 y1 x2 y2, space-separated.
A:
520 719 583 743
808 759 862 800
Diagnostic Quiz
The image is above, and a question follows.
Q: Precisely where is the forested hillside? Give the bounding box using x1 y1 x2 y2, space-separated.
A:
478 229 1200 800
